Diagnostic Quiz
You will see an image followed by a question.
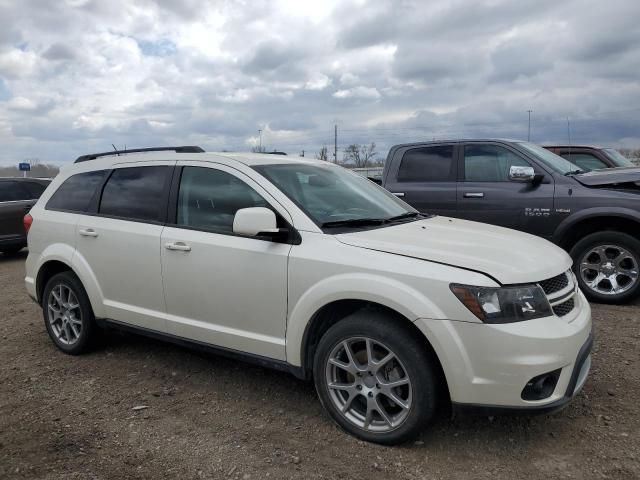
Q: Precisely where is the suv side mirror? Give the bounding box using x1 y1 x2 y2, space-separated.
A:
233 207 279 237
509 166 536 182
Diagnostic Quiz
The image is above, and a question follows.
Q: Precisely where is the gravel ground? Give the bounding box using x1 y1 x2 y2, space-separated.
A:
1 251 639 480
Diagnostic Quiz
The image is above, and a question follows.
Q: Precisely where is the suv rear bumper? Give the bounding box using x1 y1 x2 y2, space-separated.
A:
415 290 592 411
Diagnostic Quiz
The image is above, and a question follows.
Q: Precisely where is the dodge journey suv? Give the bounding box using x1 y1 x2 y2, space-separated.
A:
25 146 592 444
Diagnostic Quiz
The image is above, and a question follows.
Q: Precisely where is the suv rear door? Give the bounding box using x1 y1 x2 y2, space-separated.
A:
74 162 174 332
0 180 35 246
456 142 555 237
383 143 458 216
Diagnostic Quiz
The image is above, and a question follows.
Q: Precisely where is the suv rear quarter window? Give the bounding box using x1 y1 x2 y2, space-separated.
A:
46 171 107 212
99 166 170 222
397 145 455 182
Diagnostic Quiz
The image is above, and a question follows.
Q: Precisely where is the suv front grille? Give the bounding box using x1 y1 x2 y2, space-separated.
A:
552 298 575 317
539 272 569 295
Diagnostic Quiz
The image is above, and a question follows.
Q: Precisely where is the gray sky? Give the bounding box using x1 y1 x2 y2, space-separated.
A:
1 0 639 165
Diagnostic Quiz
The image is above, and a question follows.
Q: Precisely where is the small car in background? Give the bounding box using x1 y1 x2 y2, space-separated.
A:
543 145 634 171
0 177 51 255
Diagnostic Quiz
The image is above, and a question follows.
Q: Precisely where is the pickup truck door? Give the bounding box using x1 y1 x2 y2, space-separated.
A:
160 163 291 360
456 142 555 238
383 144 458 216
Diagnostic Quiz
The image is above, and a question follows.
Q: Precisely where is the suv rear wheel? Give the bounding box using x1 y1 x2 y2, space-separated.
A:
42 271 96 354
313 310 438 445
570 231 640 304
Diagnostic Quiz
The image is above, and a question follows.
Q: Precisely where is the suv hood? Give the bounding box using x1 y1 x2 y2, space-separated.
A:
573 167 640 188
336 216 571 285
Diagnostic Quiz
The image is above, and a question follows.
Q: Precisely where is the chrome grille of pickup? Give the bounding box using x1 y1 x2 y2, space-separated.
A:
552 298 575 317
539 272 569 295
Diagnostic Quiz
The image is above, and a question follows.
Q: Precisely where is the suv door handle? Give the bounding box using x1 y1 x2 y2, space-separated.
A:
391 192 405 197
463 192 484 198
165 241 191 252
79 228 98 237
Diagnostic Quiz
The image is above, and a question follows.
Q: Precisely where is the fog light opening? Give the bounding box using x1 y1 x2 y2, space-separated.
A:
521 369 562 401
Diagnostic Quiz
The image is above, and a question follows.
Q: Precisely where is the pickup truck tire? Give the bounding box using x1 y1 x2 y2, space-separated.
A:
313 310 438 445
570 231 640 304
42 271 96 355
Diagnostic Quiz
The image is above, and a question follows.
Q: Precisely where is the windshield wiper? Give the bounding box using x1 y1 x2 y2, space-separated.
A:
321 218 386 228
386 212 422 222
564 168 588 176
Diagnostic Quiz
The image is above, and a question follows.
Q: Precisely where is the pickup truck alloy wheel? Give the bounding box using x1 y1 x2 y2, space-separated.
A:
579 244 638 296
47 284 83 345
325 337 412 433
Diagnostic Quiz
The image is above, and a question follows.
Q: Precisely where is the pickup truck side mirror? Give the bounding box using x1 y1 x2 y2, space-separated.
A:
509 166 536 182
233 207 279 237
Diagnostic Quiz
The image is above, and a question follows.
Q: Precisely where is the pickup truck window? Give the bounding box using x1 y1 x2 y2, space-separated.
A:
517 142 580 174
464 145 530 182
397 146 454 182
255 163 413 228
603 148 633 167
177 166 268 233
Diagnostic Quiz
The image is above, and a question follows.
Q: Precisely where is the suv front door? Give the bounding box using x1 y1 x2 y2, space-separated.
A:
160 163 291 360
456 142 555 238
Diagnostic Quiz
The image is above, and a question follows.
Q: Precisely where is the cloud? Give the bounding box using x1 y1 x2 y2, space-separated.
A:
0 0 638 165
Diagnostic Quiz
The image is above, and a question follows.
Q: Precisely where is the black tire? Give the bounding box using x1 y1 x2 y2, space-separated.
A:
570 231 640 304
42 271 96 354
313 309 439 445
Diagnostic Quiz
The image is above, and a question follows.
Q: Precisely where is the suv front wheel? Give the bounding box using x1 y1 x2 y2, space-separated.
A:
313 310 438 445
570 231 640 304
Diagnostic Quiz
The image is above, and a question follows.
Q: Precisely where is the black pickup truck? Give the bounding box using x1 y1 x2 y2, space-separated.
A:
378 139 640 304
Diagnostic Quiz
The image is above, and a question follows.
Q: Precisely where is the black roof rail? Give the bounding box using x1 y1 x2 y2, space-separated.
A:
74 146 205 163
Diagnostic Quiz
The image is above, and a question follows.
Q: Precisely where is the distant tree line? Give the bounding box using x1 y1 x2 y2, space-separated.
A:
0 158 59 178
315 142 383 167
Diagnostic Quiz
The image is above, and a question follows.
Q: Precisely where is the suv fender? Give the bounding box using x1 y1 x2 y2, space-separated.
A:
285 273 447 366
553 207 640 246
68 250 107 318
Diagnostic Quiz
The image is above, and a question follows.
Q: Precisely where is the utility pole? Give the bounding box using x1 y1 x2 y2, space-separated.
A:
301 150 305 157
258 129 262 151
334 124 338 163
527 110 533 141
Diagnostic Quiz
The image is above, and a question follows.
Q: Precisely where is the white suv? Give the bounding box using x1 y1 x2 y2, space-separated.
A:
24 146 592 444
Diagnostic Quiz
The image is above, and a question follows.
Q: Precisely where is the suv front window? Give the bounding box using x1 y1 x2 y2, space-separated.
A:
517 142 582 175
254 163 415 229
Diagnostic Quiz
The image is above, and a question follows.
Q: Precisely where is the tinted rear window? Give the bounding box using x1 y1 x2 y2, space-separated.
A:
46 171 107 212
22 181 48 199
0 181 29 202
99 166 169 222
397 145 455 182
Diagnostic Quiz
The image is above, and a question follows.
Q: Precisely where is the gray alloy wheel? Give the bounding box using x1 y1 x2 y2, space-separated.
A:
47 284 83 346
579 244 639 296
325 336 413 433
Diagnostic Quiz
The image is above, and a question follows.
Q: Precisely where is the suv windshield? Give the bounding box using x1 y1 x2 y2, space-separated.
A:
254 163 416 229
517 142 583 175
603 148 634 167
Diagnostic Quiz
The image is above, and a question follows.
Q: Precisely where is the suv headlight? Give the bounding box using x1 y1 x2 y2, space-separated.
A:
450 284 552 324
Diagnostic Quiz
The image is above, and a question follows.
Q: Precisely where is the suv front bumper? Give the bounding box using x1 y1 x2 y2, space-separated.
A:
415 290 592 412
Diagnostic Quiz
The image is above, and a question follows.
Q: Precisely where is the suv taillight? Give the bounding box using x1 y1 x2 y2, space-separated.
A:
24 213 33 234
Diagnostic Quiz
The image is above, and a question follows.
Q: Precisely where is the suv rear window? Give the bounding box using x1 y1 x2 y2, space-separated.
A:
46 171 107 212
99 166 169 222
397 145 455 182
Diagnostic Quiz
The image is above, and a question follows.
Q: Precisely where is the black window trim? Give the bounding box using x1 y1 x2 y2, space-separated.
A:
394 143 458 184
166 165 300 245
